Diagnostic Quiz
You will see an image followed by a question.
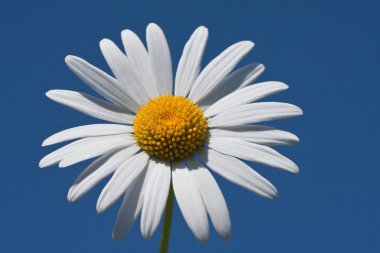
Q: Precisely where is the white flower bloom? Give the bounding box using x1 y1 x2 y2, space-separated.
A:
40 23 302 242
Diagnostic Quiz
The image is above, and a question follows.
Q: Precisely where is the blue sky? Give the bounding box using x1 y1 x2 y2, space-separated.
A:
1 0 379 252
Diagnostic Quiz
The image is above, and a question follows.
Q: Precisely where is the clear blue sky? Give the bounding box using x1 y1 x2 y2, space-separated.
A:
1 0 379 252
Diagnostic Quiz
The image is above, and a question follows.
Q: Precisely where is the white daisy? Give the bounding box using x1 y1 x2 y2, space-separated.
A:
40 23 302 242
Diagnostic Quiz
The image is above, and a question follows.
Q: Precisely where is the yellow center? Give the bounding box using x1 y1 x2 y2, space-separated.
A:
133 95 208 161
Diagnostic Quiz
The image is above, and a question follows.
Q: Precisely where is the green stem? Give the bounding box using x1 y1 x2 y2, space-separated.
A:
159 182 174 253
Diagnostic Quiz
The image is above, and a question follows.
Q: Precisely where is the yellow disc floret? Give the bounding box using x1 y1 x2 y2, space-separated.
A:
133 95 208 161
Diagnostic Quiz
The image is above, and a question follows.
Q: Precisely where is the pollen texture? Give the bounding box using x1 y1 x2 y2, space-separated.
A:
133 95 208 161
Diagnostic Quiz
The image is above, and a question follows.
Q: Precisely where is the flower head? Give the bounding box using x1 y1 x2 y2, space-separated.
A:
134 95 208 161
40 23 302 242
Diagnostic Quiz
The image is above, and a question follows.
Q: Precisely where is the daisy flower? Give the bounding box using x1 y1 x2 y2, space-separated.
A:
40 23 302 243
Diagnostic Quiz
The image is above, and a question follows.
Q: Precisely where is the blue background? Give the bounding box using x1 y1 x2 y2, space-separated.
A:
1 0 379 252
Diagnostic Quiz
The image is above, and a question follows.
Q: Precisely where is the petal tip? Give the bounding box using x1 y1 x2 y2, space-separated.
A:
221 231 232 241
120 29 129 35
268 188 279 199
260 185 278 199
147 22 160 30
196 25 208 33
197 235 209 244
140 222 154 240
45 89 65 100
140 224 154 240
96 203 104 214
64 55 75 64
96 197 108 214
291 164 300 174
67 196 75 203
99 38 113 49
281 82 289 89
141 232 151 240
58 160 67 168
194 228 209 243
45 90 53 98
294 106 304 116
39 157 50 168
38 160 45 168
112 231 123 241
67 187 77 202
241 40 254 50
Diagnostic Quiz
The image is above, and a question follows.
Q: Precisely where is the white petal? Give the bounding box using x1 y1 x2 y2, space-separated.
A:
42 124 133 146
134 159 155 216
187 159 231 240
46 90 135 124
198 149 278 198
229 63 265 89
112 167 147 240
67 144 140 202
65 55 140 113
205 82 288 117
59 134 136 168
174 26 208 97
100 39 150 105
113 160 155 240
96 152 149 213
188 41 254 103
141 160 171 239
209 125 299 146
146 23 173 95
172 162 209 242
208 102 303 128
199 63 265 109
121 30 160 98
207 137 299 173
40 137 110 168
